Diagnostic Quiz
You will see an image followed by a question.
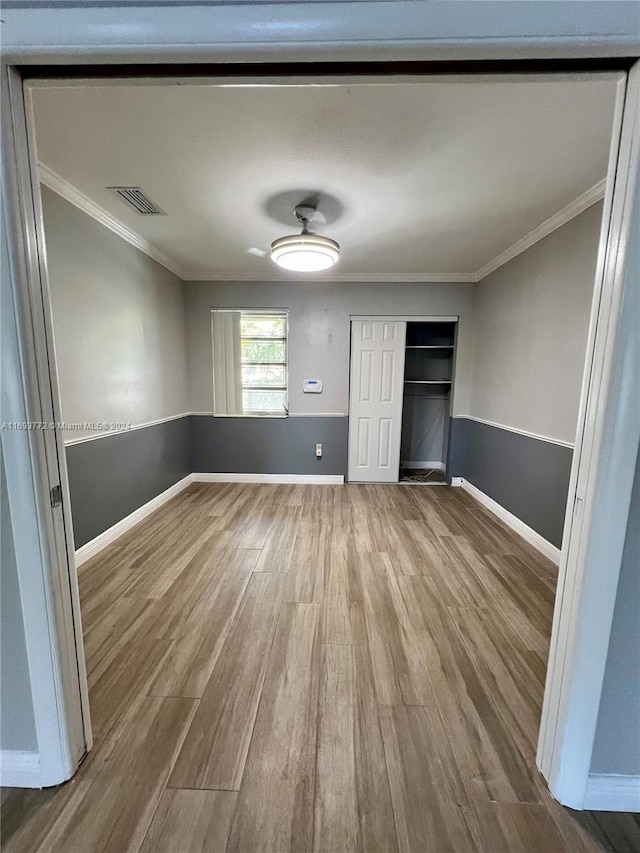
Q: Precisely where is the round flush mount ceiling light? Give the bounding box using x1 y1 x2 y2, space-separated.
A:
270 204 340 272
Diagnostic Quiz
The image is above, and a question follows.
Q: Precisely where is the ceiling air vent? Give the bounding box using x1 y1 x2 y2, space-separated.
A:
108 186 166 216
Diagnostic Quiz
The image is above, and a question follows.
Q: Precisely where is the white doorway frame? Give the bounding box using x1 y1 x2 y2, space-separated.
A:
536 62 640 808
1 67 91 787
1 5 638 799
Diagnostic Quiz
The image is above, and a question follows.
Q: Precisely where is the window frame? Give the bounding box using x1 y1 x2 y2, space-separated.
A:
211 308 289 418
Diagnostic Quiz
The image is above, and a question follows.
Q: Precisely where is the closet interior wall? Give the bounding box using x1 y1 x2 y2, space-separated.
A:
400 321 457 480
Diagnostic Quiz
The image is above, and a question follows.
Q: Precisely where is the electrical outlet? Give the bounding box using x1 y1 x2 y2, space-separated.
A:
315 443 323 458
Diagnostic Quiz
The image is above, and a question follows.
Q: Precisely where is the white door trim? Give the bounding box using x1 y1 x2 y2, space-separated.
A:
2 2 638 64
536 65 640 808
351 315 459 323
1 66 90 786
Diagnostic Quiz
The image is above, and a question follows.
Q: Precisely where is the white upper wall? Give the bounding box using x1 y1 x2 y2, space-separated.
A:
185 279 475 417
42 186 188 441
468 202 603 445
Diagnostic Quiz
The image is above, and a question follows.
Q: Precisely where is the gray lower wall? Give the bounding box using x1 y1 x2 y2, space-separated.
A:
66 417 190 549
66 414 347 547
450 417 572 549
189 415 348 476
1 221 39 755
0 446 38 752
590 445 640 776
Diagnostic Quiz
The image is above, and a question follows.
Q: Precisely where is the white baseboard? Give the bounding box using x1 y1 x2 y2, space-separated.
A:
0 750 42 788
451 477 561 566
75 474 194 566
400 460 446 471
583 774 640 811
192 473 344 485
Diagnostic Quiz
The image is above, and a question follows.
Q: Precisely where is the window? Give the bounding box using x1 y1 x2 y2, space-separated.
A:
211 309 288 416
240 312 288 415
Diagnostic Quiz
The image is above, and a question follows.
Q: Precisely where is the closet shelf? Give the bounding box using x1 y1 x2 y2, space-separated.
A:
404 380 452 385
405 345 454 349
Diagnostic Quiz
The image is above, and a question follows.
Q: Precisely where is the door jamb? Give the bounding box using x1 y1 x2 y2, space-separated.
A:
536 63 640 807
1 65 91 787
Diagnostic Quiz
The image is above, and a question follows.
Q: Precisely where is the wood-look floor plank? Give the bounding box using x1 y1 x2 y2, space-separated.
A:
83 595 154 681
359 566 437 707
77 506 215 614
314 643 398 853
132 531 237 642
1 772 99 853
376 511 430 576
396 575 541 804
314 644 359 852
495 598 552 656
563 812 640 853
148 546 259 698
227 493 278 550
88 637 174 741
33 697 198 853
485 552 556 627
540 789 639 853
284 519 331 603
403 526 493 607
226 602 321 853
139 790 237 853
463 604 548 702
448 605 543 757
468 801 577 853
380 704 478 853
254 506 302 572
322 529 367 646
168 571 284 790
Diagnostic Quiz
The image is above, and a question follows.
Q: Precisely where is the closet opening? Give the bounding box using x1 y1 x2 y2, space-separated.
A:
400 320 457 485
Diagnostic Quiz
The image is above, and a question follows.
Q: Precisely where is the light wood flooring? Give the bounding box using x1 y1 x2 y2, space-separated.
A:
3 483 639 852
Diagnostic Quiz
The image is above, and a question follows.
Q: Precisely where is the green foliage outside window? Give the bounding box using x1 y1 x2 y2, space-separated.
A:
240 312 287 414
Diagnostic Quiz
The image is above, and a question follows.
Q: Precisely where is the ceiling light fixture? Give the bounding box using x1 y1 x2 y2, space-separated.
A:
270 204 340 273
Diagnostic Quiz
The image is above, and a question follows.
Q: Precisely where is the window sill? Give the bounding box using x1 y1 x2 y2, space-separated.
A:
211 413 288 419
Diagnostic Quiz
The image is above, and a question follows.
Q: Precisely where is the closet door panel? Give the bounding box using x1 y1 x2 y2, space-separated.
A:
348 320 406 482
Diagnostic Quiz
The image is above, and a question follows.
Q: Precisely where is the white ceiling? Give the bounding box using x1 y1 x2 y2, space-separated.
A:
31 78 618 281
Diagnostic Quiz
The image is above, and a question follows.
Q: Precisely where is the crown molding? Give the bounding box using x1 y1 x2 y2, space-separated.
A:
473 178 607 282
38 164 184 279
181 270 476 283
39 164 606 286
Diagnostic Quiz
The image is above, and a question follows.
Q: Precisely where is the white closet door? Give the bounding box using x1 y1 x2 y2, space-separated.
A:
348 319 406 482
